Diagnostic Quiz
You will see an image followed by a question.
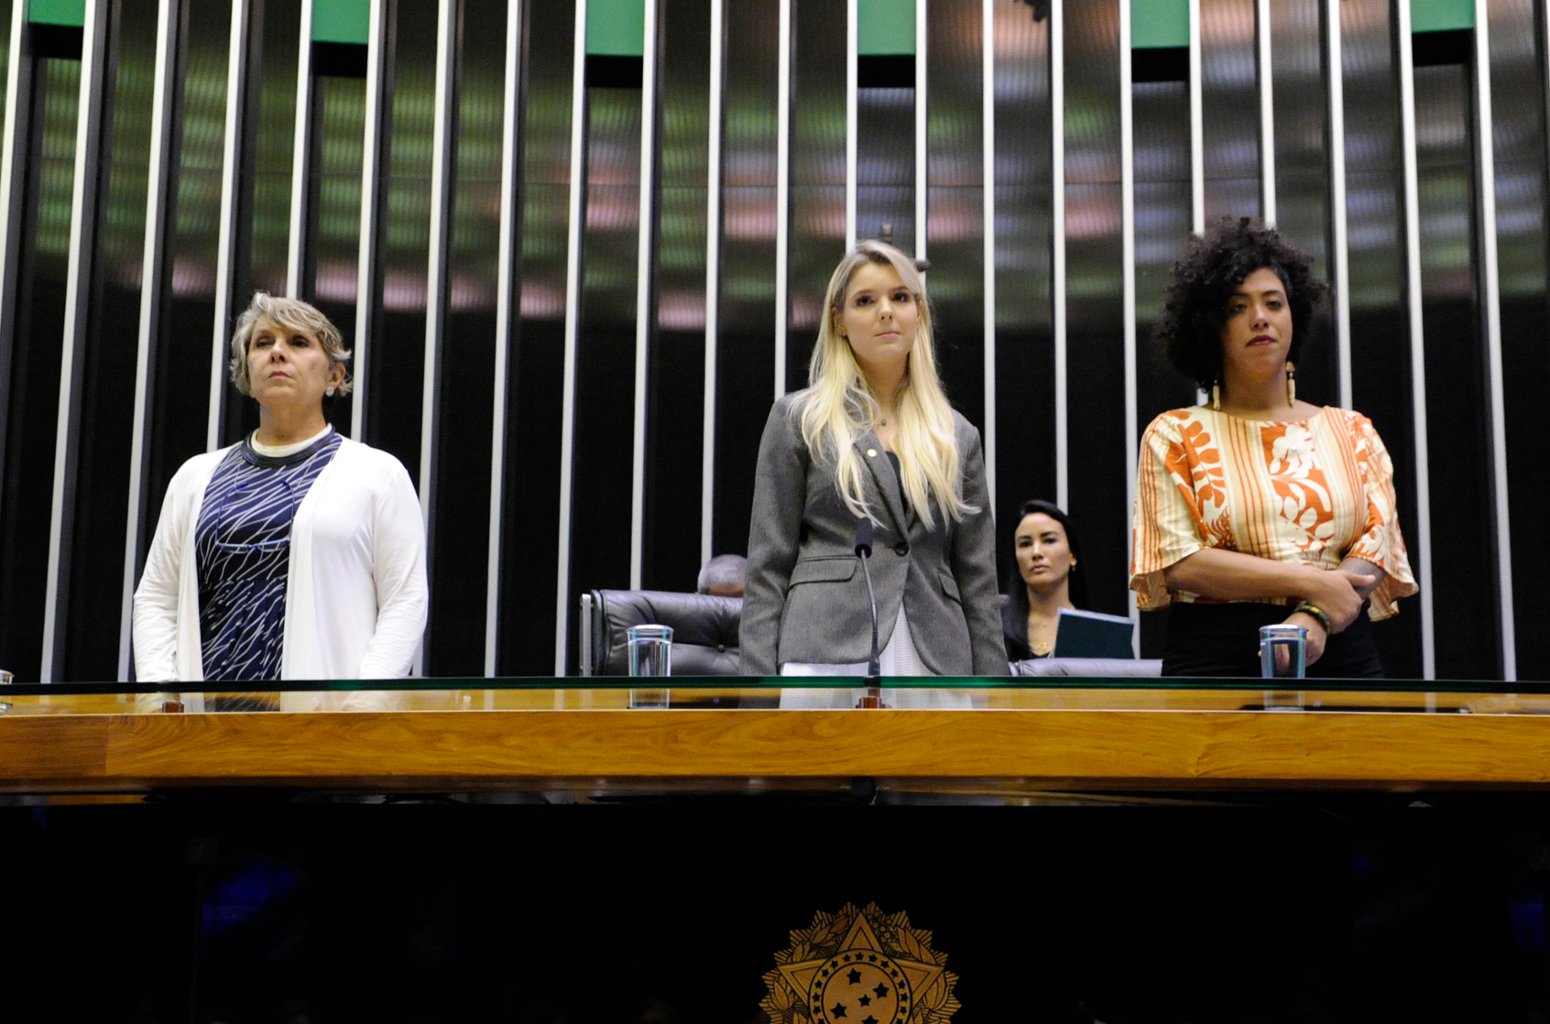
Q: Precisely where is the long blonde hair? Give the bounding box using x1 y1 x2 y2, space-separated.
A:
795 239 974 529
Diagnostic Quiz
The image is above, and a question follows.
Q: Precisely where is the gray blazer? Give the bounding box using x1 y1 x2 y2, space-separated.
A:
739 391 1007 676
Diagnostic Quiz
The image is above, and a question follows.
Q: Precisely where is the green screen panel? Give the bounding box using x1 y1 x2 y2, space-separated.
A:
587 0 643 57
28 0 83 28
1411 0 1472 33
1132 0 1187 49
313 0 368 45
859 0 914 56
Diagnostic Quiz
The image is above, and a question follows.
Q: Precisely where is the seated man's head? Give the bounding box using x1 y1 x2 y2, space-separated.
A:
697 553 748 598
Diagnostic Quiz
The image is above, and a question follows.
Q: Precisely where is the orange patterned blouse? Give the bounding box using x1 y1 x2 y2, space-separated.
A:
1130 405 1417 619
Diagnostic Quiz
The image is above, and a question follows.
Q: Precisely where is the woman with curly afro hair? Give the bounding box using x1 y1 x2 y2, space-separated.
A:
1130 218 1416 677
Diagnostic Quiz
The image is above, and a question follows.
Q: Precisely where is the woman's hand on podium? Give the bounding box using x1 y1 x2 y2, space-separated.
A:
1284 609 1329 666
1300 565 1373 634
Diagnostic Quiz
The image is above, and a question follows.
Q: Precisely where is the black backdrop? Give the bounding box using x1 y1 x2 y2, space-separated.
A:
0 0 1546 681
4 794 1550 1022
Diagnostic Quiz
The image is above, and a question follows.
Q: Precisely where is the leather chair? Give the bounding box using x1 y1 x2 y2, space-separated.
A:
579 589 742 676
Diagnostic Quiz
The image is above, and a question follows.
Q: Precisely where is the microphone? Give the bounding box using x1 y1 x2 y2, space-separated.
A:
854 518 881 684
853 517 874 558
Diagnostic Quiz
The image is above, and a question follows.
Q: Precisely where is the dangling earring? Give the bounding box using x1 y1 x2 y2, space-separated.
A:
1285 362 1296 405
1211 380 1221 411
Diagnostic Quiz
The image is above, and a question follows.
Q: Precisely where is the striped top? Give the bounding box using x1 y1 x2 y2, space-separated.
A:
1130 405 1417 620
195 430 343 681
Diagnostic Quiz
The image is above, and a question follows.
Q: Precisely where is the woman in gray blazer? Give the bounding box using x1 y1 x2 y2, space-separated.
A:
739 240 1006 678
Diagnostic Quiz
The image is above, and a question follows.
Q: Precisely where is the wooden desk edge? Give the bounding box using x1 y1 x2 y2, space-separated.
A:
1 707 1547 793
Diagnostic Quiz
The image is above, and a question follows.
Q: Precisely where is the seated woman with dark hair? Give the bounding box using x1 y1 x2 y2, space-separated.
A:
1002 499 1085 661
1131 217 1416 677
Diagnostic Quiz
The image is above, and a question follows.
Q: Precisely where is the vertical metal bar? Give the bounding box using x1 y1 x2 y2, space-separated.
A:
914 0 926 263
1327 0 1351 409
1188 0 1203 234
1473 0 1514 681
579 592 593 675
288 0 315 294
845 0 856 250
1052 0 1067 511
420 0 455 595
629 0 658 589
485 0 523 676
120 0 182 681
0 1 31 496
1396 0 1436 679
1121 0 1139 647
42 0 110 682
1256 0 1275 224
209 0 249 450
700 0 723 569
353 0 387 441
774 0 790 398
981 0 996 508
554 0 588 673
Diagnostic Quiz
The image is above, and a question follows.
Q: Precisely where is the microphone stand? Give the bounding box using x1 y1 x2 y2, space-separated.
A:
854 518 884 708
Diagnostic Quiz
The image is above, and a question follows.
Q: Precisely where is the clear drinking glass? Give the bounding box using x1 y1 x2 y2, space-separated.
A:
1259 624 1307 680
627 624 672 708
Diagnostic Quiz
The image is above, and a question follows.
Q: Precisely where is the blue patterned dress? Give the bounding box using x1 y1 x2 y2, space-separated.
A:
195 430 342 681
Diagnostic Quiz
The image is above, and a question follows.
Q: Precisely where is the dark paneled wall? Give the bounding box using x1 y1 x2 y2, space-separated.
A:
0 0 1546 681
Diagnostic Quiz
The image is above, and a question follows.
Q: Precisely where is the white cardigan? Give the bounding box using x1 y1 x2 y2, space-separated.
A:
132 436 428 710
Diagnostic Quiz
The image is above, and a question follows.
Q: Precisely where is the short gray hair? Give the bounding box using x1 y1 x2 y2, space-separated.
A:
229 292 354 398
696 553 748 596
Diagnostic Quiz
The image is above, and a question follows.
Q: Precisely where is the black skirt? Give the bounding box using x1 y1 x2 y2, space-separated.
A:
1162 601 1384 679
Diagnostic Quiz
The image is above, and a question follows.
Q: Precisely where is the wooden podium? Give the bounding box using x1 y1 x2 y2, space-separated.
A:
2 681 1549 796
4 681 1550 1022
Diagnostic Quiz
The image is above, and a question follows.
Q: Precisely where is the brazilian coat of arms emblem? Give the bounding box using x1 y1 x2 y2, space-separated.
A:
761 902 959 1023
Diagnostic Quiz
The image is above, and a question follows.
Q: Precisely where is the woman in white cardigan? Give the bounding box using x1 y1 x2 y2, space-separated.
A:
133 293 428 710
